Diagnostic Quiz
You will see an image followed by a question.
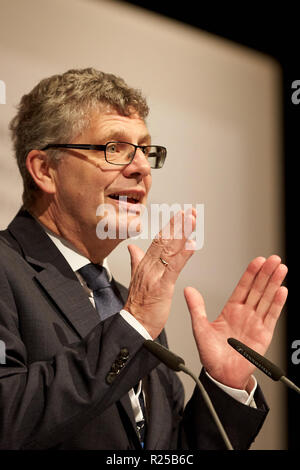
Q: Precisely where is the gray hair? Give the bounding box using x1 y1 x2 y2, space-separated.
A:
9 68 149 208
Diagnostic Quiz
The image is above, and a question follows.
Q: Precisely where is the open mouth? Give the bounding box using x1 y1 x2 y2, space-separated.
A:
107 193 142 204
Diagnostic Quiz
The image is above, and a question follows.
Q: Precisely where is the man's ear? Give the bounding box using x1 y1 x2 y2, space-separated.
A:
26 150 56 195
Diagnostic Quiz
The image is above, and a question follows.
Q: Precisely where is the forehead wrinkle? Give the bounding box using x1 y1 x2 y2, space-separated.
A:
99 128 151 145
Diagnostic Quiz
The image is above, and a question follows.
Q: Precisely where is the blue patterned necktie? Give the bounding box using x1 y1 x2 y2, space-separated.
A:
78 263 123 320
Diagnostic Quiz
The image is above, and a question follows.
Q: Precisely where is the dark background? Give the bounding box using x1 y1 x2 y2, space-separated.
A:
122 1 300 449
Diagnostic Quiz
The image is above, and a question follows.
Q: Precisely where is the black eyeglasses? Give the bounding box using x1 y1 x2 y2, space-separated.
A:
41 141 167 169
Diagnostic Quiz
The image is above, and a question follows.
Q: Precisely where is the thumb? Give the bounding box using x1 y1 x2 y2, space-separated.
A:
184 286 208 330
127 244 145 277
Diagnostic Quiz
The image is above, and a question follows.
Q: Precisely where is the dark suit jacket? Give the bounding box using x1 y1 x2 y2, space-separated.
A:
0 210 269 450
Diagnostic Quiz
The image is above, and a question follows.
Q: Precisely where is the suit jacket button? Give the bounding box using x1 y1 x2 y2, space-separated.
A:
106 372 116 384
110 362 119 374
115 359 125 368
119 348 129 359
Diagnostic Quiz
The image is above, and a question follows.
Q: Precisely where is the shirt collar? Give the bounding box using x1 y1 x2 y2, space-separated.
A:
38 222 112 281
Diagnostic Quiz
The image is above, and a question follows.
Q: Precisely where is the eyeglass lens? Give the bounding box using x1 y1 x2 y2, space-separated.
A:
106 142 166 169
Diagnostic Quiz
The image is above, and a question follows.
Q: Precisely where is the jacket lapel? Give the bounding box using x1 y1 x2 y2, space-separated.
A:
6 210 100 339
34 264 100 338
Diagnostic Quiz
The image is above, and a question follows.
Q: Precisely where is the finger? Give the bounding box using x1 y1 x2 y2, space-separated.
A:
228 257 266 304
256 263 288 317
184 286 208 331
132 209 197 287
245 255 282 308
264 286 288 332
128 244 145 277
163 242 196 283
148 209 197 260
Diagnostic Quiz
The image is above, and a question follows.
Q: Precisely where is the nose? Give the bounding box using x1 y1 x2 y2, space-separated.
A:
122 147 151 180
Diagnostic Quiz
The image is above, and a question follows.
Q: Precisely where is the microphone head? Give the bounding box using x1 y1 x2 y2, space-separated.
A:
227 337 284 381
143 340 185 371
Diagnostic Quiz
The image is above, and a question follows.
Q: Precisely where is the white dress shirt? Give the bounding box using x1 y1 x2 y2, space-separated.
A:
43 226 257 421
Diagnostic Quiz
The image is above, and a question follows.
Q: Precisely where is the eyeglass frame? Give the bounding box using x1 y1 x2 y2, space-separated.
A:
41 141 167 169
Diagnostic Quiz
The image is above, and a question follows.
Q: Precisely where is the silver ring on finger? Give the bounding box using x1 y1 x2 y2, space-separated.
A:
159 257 169 267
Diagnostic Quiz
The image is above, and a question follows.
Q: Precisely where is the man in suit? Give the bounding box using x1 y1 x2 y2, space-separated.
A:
0 68 288 450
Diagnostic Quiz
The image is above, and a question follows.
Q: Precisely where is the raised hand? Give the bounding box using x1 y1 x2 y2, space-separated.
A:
184 255 288 390
124 209 197 339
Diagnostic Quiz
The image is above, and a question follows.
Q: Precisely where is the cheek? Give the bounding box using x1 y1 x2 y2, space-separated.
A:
55 164 112 208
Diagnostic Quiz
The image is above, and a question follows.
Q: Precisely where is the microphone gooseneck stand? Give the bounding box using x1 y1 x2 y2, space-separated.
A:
178 362 234 450
143 340 234 450
227 337 300 395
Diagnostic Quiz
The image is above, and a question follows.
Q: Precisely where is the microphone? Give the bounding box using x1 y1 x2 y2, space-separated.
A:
227 337 300 395
143 339 234 450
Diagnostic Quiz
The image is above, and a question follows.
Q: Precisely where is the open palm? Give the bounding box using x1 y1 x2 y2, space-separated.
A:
184 255 288 390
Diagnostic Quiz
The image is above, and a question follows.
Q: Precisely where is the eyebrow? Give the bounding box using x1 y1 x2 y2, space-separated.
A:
100 129 151 145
